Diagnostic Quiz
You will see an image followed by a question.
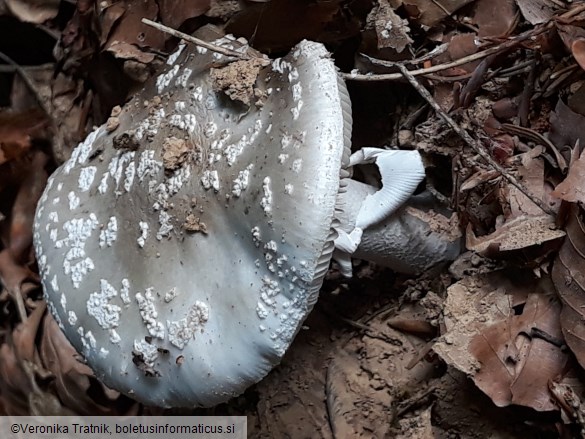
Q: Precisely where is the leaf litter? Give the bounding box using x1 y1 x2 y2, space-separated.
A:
4 0 585 437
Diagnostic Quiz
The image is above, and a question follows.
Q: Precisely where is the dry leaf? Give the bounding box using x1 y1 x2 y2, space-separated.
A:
466 214 565 258
473 0 516 37
105 41 156 64
515 0 556 24
9 151 49 260
0 303 62 415
507 147 546 217
158 0 210 30
40 313 138 415
572 39 585 72
104 0 165 54
552 206 585 370
370 0 413 53
226 0 363 52
0 109 49 166
552 149 585 204
5 0 59 23
403 0 475 27
434 272 568 411
549 97 585 152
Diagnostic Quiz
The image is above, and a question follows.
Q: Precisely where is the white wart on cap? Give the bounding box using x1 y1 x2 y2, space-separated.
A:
33 30 352 407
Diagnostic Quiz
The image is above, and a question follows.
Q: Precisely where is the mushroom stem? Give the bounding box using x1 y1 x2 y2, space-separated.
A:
336 180 461 275
334 148 461 276
334 148 425 259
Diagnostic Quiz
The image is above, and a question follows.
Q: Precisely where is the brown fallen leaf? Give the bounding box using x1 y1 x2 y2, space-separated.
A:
473 0 517 37
369 0 413 53
403 0 475 27
9 151 49 261
549 97 585 153
552 148 585 204
4 0 59 24
0 109 49 166
40 313 138 415
552 206 585 370
226 0 364 52
158 0 210 30
516 0 556 24
573 39 585 71
0 249 40 321
0 303 69 415
434 272 569 411
466 214 565 258
105 0 164 52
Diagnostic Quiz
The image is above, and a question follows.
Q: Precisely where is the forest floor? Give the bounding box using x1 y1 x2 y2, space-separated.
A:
1 0 585 437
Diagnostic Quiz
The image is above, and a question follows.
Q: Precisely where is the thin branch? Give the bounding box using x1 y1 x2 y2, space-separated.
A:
362 44 449 68
0 52 51 116
394 62 556 216
0 63 54 73
343 21 548 82
141 18 270 66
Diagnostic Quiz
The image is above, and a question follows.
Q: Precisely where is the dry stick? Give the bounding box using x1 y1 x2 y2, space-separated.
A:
343 44 509 81
346 3 585 83
363 43 449 67
141 18 270 65
343 26 547 82
0 52 51 117
394 63 556 216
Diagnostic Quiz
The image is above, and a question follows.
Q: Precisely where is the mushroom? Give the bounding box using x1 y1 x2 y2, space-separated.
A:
33 27 459 408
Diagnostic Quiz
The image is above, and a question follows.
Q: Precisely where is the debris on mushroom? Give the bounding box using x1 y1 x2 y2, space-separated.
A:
33 26 460 408
210 58 265 106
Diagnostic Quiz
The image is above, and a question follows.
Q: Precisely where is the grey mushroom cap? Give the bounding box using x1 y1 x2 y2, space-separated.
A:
33 32 352 407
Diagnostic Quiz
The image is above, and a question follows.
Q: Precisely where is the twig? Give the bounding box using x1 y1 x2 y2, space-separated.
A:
362 43 449 68
430 0 451 16
345 4 585 83
0 63 54 73
0 52 51 117
141 18 269 66
394 62 556 216
343 19 550 82
347 2 585 82
344 45 507 81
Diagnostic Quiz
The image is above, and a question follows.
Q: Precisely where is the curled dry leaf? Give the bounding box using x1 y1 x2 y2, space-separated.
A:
4 0 59 23
572 39 585 71
0 303 69 415
552 148 585 204
0 249 39 320
158 0 210 30
549 378 585 435
473 0 517 37
549 98 585 152
466 214 565 258
40 313 138 415
552 206 585 370
369 0 413 53
466 148 564 259
105 0 164 51
434 272 568 411
0 109 49 166
515 0 556 24
226 0 363 52
507 146 547 218
9 151 49 260
402 0 475 27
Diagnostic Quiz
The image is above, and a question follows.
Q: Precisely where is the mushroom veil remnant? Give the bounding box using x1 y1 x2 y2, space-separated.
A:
33 27 459 408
